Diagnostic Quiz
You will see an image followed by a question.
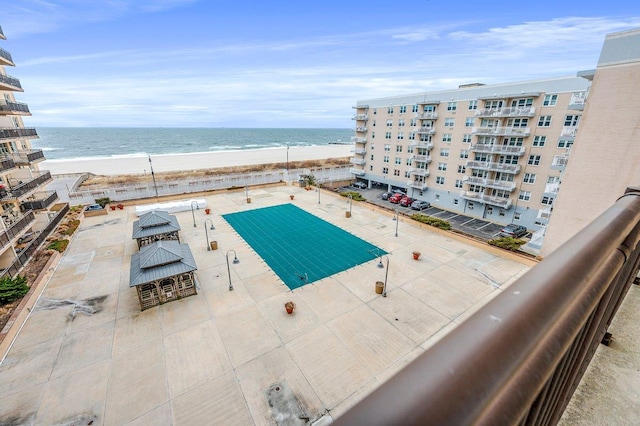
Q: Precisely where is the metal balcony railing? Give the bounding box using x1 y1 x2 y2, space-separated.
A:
469 143 526 156
355 126 368 133
0 73 22 91
352 114 369 121
20 191 59 211
474 106 536 118
463 176 517 191
415 112 438 120
409 168 430 177
0 47 14 65
0 210 36 250
0 156 16 173
471 126 530 137
0 127 38 140
411 154 431 163
410 142 434 150
351 137 367 144
2 171 52 199
350 158 366 166
336 187 640 426
349 168 365 176
0 100 30 115
460 191 513 209
416 127 435 135
465 160 521 174
407 180 428 190
8 149 45 165
561 126 578 137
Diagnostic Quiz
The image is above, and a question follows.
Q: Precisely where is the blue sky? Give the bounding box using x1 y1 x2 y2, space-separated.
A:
3 1 640 128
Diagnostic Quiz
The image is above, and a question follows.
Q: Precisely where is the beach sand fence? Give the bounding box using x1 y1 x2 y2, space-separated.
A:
67 166 353 203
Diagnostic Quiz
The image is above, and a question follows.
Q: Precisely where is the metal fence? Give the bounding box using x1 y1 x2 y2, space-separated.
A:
335 187 640 426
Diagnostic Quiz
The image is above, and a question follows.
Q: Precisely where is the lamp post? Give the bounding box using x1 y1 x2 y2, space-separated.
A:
226 250 240 291
190 201 199 227
317 182 321 204
286 143 289 175
347 193 353 217
393 209 399 237
377 255 390 297
204 219 215 251
148 156 159 197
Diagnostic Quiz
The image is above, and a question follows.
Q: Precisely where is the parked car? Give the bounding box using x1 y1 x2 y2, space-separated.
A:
392 189 406 195
399 196 415 207
389 193 404 204
381 192 393 200
352 181 367 189
84 204 104 211
411 200 431 210
17 232 36 245
499 224 528 238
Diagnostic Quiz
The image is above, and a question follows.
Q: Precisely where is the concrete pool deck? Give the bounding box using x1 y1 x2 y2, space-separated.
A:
0 184 533 425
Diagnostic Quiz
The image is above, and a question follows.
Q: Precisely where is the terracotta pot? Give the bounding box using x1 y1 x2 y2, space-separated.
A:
205 208 211 214
290 195 295 200
413 252 421 260
285 301 295 314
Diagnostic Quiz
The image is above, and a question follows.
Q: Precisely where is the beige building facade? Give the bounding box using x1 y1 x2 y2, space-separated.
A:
352 76 590 250
542 28 640 256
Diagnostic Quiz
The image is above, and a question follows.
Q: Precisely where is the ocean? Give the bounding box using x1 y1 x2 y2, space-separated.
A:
31 128 354 161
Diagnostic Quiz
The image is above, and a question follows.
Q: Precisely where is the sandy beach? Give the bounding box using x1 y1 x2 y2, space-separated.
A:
40 144 354 176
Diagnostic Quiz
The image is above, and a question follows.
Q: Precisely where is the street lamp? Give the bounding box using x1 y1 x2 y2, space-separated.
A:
226 250 240 291
148 156 159 197
377 255 390 297
190 201 199 227
347 193 353 217
286 143 289 174
204 219 215 251
317 182 321 204
393 210 399 237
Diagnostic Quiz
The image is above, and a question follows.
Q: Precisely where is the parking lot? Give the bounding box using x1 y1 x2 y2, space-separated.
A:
336 185 512 242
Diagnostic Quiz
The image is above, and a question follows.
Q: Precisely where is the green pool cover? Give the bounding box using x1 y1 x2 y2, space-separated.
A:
222 204 386 290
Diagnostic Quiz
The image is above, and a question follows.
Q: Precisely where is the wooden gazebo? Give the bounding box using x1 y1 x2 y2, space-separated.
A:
129 240 197 311
132 210 181 249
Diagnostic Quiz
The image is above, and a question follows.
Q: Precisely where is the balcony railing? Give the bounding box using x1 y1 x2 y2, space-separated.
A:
21 191 59 211
561 126 578 137
469 143 525 156
416 127 436 135
407 180 428 190
352 114 369 121
544 182 560 194
336 187 640 426
411 154 432 164
409 168 430 177
351 137 367 144
349 168 365 176
350 158 366 166
0 100 30 115
463 176 517 191
8 149 45 165
465 160 521 174
0 210 36 250
0 73 23 91
471 126 530 137
0 127 38 140
0 47 14 65
474 106 536 118
415 112 438 120
355 126 368 133
537 206 553 220
460 191 512 209
2 171 52 199
0 25 5 39
552 155 569 169
0 156 16 173
354 148 366 155
410 142 434 150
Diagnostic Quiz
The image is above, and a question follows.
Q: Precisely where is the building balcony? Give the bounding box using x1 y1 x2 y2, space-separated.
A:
460 191 513 209
465 161 521 174
1 171 52 199
0 156 17 173
551 155 569 170
463 176 517 191
411 154 432 164
416 127 436 135
0 127 38 140
471 126 530 137
0 210 36 250
0 25 5 40
474 106 536 118
469 144 525 156
20 191 59 211
0 73 23 92
354 148 366 155
351 137 367 144
8 149 45 165
407 180 428 190
349 168 365 176
409 168 430 177
355 126 368 133
352 114 369 121
415 112 438 120
561 126 578 138
0 47 15 67
544 182 560 195
537 206 553 220
0 100 30 116
410 142 434 150
350 158 366 166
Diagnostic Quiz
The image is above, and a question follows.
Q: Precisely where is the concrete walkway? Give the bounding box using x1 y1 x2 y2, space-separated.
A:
0 185 531 425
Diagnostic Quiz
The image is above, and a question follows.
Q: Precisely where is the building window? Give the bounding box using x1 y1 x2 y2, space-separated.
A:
371 132 375 139
533 136 546 147
438 162 447 171
407 145 414 153
386 119 393 127
442 134 452 143
538 115 552 127
394 169 400 176
382 167 389 174
528 155 541 166
410 118 417 127
543 94 558 106
564 115 580 126
370 154 374 161
514 212 521 220
399 106 407 114
395 157 402 165
468 100 478 110
397 133 404 140
406 157 412 166
384 144 391 151
465 117 475 127
558 139 574 149
457 165 466 173
512 98 533 107
463 134 472 143
436 177 445 185
445 118 455 127
519 190 531 201
405 171 410 178
486 207 493 215
459 150 469 159
398 119 405 127
396 145 403 152
373 108 377 115
370 165 373 171
385 132 392 139
412 105 419 113
447 102 457 111
455 179 463 188
440 148 450 157
454 199 459 205
499 209 506 216
541 196 554 205
468 203 474 210
383 156 390 163
387 107 394 114
408 132 415 140
523 173 536 183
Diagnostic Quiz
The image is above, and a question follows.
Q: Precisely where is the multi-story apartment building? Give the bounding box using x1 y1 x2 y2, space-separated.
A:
351 75 590 242
0 25 58 277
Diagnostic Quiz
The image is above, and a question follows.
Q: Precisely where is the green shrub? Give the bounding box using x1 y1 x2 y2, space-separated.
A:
47 239 69 252
488 236 526 251
339 191 366 201
411 213 452 230
0 275 29 304
94 197 111 208
62 219 81 236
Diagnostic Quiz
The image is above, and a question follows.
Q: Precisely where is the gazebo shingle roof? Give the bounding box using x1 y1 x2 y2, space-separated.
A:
129 240 197 287
132 210 181 240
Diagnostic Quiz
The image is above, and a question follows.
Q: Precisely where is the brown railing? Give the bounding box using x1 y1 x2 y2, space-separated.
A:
335 187 640 426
